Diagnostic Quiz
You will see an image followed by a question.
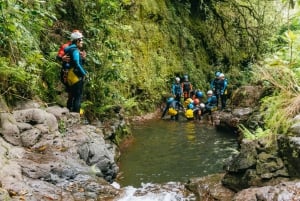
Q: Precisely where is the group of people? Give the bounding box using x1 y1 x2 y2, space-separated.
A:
56 30 87 114
56 30 229 122
161 72 228 122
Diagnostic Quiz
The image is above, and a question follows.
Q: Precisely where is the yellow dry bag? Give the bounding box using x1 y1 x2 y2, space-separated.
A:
67 68 80 86
168 108 178 116
185 109 194 119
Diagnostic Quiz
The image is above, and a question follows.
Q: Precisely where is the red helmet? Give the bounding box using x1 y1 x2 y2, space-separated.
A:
193 98 200 105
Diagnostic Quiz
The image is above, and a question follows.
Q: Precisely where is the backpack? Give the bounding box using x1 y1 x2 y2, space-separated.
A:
59 47 76 86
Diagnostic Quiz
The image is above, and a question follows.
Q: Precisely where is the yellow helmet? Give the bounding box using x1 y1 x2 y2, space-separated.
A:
168 108 178 116
185 109 194 119
184 98 193 107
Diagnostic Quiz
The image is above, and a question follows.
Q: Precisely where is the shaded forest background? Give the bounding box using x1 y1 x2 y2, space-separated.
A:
1 0 300 136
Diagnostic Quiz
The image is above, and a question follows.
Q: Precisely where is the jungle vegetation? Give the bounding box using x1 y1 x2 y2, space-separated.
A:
0 0 300 137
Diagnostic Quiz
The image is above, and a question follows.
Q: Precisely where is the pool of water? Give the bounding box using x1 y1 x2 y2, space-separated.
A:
117 118 238 188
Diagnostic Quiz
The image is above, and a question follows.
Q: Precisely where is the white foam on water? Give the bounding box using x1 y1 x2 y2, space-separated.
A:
115 182 196 201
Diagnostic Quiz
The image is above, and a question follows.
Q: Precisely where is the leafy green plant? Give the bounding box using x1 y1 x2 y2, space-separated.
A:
0 57 39 105
58 120 67 137
250 3 300 136
238 124 272 140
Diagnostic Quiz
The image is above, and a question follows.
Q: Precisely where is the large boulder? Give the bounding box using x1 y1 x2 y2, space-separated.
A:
232 180 300 201
216 85 265 130
185 174 235 201
231 85 264 108
278 136 300 178
222 138 290 192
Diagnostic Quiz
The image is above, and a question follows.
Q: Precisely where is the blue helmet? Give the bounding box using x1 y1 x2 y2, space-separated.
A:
187 103 194 109
196 91 204 98
167 97 174 104
215 71 221 77
183 75 188 81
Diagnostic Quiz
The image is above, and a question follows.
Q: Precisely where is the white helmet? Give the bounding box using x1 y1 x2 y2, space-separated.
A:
207 90 213 95
71 32 83 41
200 103 205 108
175 77 180 82
219 73 225 78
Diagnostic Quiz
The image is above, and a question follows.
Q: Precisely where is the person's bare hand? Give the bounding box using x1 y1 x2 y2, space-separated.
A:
62 54 70 62
80 50 86 59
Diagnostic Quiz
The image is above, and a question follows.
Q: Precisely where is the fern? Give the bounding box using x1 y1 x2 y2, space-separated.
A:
238 124 272 140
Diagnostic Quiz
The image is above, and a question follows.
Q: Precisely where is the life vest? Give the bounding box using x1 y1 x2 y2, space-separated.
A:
182 81 192 92
173 83 182 95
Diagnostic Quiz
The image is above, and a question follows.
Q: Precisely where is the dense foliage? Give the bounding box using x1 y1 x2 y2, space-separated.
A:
1 0 299 131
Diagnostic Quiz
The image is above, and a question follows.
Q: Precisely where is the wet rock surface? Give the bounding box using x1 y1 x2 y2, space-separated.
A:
1 86 300 201
232 180 300 201
186 85 300 201
222 138 291 192
185 174 235 201
0 100 123 200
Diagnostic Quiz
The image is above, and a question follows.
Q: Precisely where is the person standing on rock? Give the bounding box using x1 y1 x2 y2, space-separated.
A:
181 75 193 101
57 30 86 87
210 71 221 96
64 31 87 113
215 73 228 110
202 90 218 124
171 77 182 102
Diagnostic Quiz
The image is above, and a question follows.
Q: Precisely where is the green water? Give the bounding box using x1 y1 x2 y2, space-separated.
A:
118 118 238 187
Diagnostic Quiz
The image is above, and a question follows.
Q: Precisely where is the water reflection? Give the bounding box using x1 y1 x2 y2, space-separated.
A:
118 118 238 188
185 121 196 142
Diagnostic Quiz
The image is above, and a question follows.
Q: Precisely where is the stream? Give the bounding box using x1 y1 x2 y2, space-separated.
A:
115 118 238 200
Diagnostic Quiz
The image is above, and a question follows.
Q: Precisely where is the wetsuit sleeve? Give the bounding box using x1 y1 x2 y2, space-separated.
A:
171 84 175 95
221 79 228 94
73 50 87 77
224 79 228 90
210 80 214 90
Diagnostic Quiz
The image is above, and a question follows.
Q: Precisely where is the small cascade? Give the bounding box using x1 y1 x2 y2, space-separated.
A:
115 182 196 201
